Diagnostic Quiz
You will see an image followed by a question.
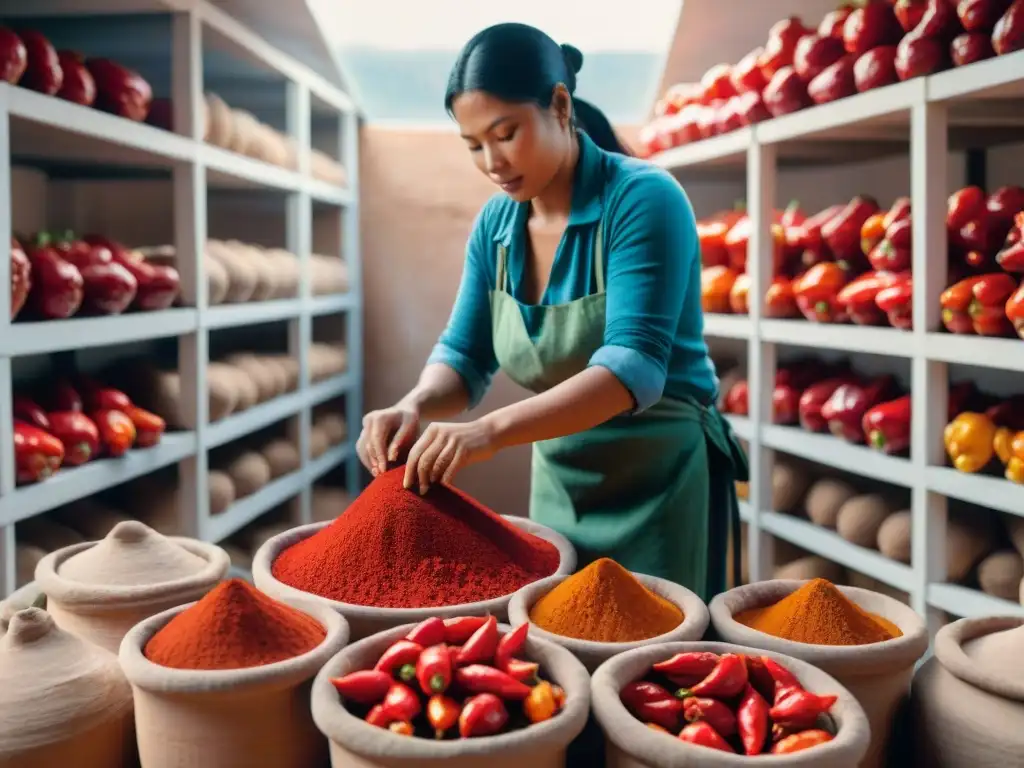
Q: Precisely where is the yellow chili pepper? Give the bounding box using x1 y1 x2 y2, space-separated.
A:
944 412 997 473
523 680 562 724
993 428 1024 484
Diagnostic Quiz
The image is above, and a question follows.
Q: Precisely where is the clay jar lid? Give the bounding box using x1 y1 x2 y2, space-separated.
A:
35 521 231 610
0 608 132 756
935 616 1024 702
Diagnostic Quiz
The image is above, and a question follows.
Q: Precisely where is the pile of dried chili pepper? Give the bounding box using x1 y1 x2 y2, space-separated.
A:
620 650 839 756
329 615 566 740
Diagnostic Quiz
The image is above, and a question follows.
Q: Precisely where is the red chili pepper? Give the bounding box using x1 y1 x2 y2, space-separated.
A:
374 639 423 680
454 615 498 666
415 644 453 695
494 622 528 670
736 684 770 755
652 651 720 678
502 658 540 685
723 380 749 416
453 664 532 700
443 616 488 644
868 218 912 272
388 721 413 736
123 405 165 448
678 721 735 752
427 694 461 739
329 669 393 705
365 704 395 728
46 411 100 466
82 386 132 411
798 377 856 432
862 395 912 454
90 409 136 457
761 657 803 704
997 211 1024 271
382 682 422 722
744 656 777 702
13 420 65 484
769 688 838 729
635 698 686 732
968 273 1018 337
771 728 835 754
12 395 50 431
690 654 748 699
458 693 508 738
683 696 736 737
405 616 446 647
620 681 674 711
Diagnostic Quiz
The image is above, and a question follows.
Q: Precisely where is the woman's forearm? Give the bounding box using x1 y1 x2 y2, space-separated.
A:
398 363 472 420
482 366 634 449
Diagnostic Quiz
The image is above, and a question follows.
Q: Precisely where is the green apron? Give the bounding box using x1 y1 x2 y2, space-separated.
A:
490 222 748 601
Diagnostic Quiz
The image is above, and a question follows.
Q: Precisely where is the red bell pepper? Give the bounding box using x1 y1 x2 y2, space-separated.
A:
10 238 30 320
14 420 64 484
868 217 912 272
91 409 136 457
941 275 984 335
821 195 880 261
47 411 100 466
821 375 900 443
862 395 912 454
875 274 913 329
81 385 132 412
996 211 1024 272
764 277 799 318
458 693 508 738
12 395 50 431
796 203 845 252
47 380 83 412
679 721 735 752
724 380 749 416
837 271 898 325
25 235 84 319
1006 279 1024 339
121 405 165 448
724 216 788 274
969 273 1017 336
799 377 857 432
793 262 849 323
772 383 801 425
987 185 1024 223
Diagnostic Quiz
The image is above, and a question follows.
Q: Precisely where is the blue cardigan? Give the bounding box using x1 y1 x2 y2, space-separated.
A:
428 132 718 412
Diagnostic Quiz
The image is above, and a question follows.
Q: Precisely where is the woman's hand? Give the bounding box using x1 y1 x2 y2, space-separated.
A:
403 419 498 493
356 405 421 477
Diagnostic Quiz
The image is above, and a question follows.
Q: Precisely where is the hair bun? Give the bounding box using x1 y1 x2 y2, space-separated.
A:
560 43 584 75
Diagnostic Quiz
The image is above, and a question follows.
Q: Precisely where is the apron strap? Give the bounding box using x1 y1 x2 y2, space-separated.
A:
593 220 605 294
495 243 508 294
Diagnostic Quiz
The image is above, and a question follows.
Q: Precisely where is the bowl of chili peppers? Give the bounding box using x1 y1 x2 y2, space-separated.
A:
591 642 870 766
311 616 591 766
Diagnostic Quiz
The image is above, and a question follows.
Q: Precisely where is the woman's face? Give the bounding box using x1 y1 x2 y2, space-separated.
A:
452 88 571 203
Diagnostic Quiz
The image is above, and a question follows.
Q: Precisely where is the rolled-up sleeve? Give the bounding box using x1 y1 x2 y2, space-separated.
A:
587 170 696 412
426 206 500 409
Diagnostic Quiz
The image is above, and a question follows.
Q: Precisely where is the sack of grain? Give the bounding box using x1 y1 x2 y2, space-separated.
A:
507 572 710 672
311 622 590 768
590 640 870 767
253 516 576 640
119 598 348 768
911 616 1024 767
35 521 230 654
709 580 928 768
0 608 135 768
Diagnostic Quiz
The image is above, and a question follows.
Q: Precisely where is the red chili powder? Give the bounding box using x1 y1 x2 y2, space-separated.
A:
144 578 326 670
271 467 560 607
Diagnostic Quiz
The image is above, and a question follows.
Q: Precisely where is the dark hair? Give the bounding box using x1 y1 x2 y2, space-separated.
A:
445 22 631 156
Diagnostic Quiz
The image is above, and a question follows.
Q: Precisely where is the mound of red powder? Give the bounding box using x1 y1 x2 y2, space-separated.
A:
271 467 560 607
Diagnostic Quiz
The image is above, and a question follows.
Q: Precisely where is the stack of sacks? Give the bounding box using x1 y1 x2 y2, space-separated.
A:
309 343 348 383
203 92 348 186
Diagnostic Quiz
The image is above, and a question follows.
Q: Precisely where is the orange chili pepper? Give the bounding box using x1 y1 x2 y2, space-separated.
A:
524 680 563 724
388 721 414 736
771 728 834 754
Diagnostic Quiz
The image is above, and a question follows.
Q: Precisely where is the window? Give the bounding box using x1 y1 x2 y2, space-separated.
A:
312 0 682 124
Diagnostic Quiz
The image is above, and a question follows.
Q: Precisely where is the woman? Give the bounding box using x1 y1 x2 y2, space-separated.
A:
355 22 747 600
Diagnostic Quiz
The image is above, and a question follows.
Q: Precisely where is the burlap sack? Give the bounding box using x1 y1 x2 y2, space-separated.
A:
911 616 1024 767
0 608 135 768
591 640 870 767
35 521 230 653
507 572 710 672
311 621 590 768
253 516 577 640
709 580 928 768
118 598 349 768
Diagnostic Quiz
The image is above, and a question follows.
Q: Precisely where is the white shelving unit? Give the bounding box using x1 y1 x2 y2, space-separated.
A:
0 1 362 596
656 51 1024 634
